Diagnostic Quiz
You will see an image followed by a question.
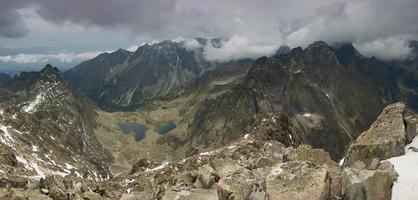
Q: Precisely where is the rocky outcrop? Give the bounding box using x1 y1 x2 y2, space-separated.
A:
265 161 330 200
342 162 398 200
122 132 341 200
0 65 112 181
188 41 415 160
341 102 418 200
344 102 414 168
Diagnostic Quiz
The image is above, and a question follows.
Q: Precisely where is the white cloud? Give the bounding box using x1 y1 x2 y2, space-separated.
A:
126 45 139 52
0 51 105 64
204 35 279 62
2 0 418 62
354 36 413 60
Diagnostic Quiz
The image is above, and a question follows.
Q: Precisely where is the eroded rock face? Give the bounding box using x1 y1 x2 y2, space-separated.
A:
266 162 330 200
344 102 408 168
342 164 398 200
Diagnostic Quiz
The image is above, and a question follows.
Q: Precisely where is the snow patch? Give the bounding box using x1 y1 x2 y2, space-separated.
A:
65 163 75 170
145 162 170 172
0 124 14 146
228 145 237 149
16 155 45 178
339 157 345 166
32 145 39 152
302 113 312 118
387 135 418 200
23 93 44 113
199 151 214 156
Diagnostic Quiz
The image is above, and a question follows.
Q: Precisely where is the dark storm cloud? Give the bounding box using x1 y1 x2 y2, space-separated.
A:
0 0 32 38
2 0 418 60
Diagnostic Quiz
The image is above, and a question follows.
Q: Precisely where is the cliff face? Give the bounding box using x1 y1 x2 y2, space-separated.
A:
0 65 112 181
188 42 415 159
65 41 214 111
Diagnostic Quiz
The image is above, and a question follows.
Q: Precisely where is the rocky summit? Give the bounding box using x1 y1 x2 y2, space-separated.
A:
0 40 418 200
0 99 417 199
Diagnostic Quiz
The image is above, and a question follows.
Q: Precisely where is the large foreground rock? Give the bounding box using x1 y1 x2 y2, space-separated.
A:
344 102 408 168
341 163 398 200
266 162 330 200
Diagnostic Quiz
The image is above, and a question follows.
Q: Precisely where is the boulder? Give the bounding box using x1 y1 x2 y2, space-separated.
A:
162 188 218 200
130 159 150 174
341 167 398 200
286 144 342 199
120 191 151 200
82 191 103 200
405 116 417 143
217 173 266 200
9 189 52 200
344 102 407 168
40 175 65 191
265 162 330 200
193 165 219 189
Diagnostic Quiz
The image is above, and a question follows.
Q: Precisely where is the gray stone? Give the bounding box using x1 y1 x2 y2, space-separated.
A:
352 161 366 169
82 191 102 200
344 103 407 167
193 165 218 189
368 158 380 170
405 116 417 143
342 167 397 200
266 162 330 200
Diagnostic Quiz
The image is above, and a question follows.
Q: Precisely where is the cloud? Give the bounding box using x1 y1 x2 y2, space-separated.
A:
0 51 105 64
0 0 31 38
354 36 413 60
204 35 279 61
1 0 418 60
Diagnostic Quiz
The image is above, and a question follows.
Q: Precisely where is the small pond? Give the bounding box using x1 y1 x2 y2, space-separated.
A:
118 123 148 142
154 121 176 135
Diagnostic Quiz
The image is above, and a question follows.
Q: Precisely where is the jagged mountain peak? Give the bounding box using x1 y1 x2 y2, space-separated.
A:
0 66 111 181
38 64 61 79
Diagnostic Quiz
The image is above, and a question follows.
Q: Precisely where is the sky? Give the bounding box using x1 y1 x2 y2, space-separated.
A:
1 0 418 74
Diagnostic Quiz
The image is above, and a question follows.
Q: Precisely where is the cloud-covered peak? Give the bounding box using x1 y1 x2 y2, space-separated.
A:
1 0 418 63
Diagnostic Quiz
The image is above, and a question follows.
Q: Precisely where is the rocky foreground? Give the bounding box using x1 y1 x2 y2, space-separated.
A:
0 102 417 200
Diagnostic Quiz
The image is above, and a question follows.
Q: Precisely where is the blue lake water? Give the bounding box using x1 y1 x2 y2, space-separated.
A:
154 122 176 135
118 123 148 142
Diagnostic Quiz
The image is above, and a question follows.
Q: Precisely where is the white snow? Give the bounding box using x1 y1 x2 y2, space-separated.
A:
145 162 170 172
44 154 56 165
339 157 345 166
32 145 39 152
23 93 44 113
199 151 214 156
0 124 15 147
244 134 250 139
387 135 418 200
16 155 45 178
302 113 313 118
326 93 330 98
65 163 75 170
228 145 237 149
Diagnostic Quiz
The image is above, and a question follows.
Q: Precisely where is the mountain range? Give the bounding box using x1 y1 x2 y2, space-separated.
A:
0 39 417 199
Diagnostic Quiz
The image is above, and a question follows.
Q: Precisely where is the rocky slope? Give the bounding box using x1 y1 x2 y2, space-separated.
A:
1 102 415 200
188 41 418 159
64 39 246 111
0 65 112 182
